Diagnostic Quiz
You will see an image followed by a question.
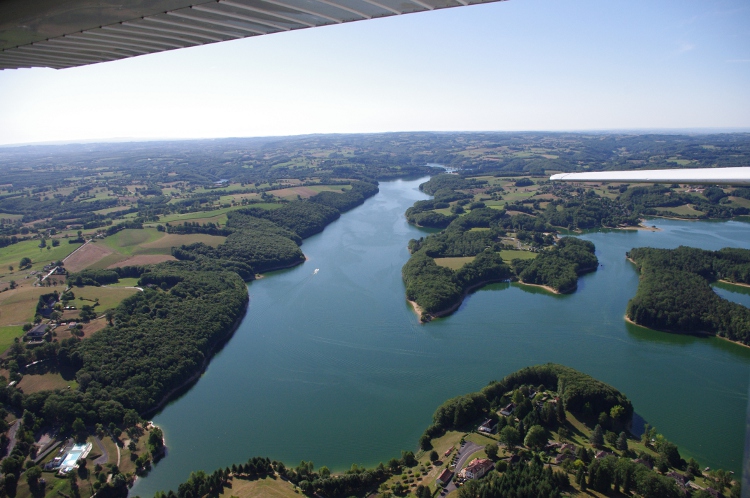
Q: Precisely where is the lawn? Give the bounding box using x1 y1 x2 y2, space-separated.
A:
119 425 158 474
218 476 298 498
158 205 249 223
435 257 475 270
653 204 704 216
728 196 750 209
0 239 82 270
0 325 23 352
497 250 537 263
69 286 139 312
100 228 164 256
93 205 133 215
17 372 77 393
429 431 465 462
139 233 226 253
106 278 140 287
0 286 55 326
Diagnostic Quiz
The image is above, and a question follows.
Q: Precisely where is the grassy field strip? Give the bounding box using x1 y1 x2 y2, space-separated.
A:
0 286 57 326
435 257 476 270
653 205 705 216
497 250 537 263
217 477 298 498
0 325 24 352
0 239 82 270
435 251 536 270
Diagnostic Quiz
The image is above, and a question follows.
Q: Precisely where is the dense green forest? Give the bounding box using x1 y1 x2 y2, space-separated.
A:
7 263 248 423
626 246 750 344
172 181 378 274
403 250 513 319
512 238 598 293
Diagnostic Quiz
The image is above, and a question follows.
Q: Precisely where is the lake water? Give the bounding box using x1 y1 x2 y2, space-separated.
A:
131 177 750 496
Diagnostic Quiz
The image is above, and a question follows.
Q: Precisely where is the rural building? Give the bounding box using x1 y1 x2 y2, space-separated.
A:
478 418 497 434
26 323 48 342
436 468 453 486
499 403 515 416
462 458 494 480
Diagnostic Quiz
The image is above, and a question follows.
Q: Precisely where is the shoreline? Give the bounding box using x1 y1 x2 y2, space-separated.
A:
615 221 660 232
624 315 750 350
718 279 750 290
255 257 307 277
143 298 250 417
515 281 561 294
409 278 511 323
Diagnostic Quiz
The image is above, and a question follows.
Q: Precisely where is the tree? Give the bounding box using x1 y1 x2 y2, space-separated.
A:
500 426 520 450
524 425 547 450
558 427 569 443
19 257 31 269
485 443 498 460
576 466 586 490
9 280 16 289
429 450 439 462
25 465 42 486
401 450 417 467
556 399 566 423
605 430 618 446
105 309 115 326
616 431 628 451
590 424 604 447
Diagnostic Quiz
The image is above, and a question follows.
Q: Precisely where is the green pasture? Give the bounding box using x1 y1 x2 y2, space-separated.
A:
0 239 82 270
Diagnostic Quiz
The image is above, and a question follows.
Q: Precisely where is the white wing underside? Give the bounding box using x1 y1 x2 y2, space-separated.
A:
550 167 750 186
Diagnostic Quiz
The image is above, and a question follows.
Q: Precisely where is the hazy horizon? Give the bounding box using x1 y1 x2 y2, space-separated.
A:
3 127 750 149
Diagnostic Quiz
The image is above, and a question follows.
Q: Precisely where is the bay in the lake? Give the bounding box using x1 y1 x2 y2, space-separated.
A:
131 177 750 496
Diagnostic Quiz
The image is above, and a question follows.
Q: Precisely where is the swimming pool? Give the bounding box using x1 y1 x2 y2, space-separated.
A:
60 443 90 472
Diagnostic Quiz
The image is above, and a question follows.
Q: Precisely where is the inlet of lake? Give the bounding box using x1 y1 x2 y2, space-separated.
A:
131 176 750 496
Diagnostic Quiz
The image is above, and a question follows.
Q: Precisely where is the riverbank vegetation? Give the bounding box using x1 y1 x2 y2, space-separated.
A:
153 364 738 498
626 246 750 344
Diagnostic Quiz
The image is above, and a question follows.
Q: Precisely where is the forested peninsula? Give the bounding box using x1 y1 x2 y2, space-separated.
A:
626 246 750 345
155 364 738 498
402 175 598 321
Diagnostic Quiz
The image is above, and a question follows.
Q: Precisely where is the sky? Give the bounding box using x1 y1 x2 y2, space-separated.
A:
0 0 749 146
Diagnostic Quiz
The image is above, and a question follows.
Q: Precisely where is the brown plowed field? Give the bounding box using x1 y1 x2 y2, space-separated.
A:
107 254 176 268
64 243 114 272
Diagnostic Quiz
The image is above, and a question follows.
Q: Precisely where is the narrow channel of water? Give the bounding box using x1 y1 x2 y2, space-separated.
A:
131 178 750 496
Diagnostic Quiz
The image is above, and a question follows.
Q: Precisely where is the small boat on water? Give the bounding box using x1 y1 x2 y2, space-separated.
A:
313 269 319 274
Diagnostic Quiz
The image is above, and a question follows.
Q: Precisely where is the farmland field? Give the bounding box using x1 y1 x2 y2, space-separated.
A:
0 239 82 270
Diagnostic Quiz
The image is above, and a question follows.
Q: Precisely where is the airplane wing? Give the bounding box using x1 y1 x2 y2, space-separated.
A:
549 167 750 186
0 0 506 71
